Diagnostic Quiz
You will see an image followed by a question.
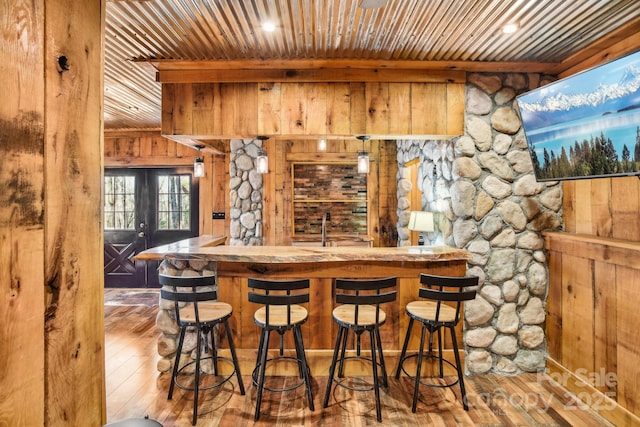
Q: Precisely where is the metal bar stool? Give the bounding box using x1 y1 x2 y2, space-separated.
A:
394 273 478 412
322 276 397 422
160 274 245 426
248 277 314 421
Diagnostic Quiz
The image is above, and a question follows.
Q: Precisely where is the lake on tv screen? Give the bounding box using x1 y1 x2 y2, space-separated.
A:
528 109 640 179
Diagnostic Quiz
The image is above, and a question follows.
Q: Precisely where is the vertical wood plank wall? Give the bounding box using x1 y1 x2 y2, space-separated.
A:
161 81 465 140
1 1 106 425
545 232 640 424
562 177 640 239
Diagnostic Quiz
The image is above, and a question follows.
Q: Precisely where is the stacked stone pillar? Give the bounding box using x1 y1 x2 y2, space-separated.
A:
396 72 563 374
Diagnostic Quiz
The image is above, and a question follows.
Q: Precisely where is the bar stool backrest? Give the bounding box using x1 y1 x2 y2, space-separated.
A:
418 273 478 325
334 277 397 326
248 278 310 327
159 274 217 325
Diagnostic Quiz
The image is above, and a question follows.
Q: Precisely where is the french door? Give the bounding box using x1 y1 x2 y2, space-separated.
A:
103 167 199 288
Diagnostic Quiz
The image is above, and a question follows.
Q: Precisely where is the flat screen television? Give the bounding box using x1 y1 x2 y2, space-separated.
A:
516 49 640 181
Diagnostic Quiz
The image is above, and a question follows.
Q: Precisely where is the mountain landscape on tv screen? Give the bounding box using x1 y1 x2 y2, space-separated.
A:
517 50 640 181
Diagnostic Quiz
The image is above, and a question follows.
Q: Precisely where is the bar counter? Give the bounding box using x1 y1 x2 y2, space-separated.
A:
135 235 471 373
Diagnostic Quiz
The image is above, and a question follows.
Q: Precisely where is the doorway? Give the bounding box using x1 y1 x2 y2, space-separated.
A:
103 167 199 288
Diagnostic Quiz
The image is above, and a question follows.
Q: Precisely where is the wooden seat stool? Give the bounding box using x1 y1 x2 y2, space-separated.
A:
394 273 478 412
160 273 245 426
322 276 397 422
248 277 314 421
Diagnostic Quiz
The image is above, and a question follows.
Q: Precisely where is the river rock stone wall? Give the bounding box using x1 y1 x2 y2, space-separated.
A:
229 139 264 246
397 72 563 375
155 258 219 374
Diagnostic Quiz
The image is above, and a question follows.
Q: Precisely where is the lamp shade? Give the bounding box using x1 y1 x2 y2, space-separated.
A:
256 149 269 174
193 156 205 177
408 211 434 232
357 151 369 174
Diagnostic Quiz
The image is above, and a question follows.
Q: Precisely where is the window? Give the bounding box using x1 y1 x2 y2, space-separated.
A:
157 174 191 230
104 175 136 230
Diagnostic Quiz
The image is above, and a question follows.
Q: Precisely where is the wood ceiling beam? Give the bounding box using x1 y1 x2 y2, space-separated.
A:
147 59 560 84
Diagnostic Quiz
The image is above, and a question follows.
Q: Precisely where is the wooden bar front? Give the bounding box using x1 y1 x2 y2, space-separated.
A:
136 236 471 373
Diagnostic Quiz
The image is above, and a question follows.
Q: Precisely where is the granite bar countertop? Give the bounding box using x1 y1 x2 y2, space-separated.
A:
134 234 470 264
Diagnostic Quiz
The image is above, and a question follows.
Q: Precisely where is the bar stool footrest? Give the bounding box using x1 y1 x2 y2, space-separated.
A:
251 356 309 392
331 355 386 392
397 353 460 389
174 356 239 392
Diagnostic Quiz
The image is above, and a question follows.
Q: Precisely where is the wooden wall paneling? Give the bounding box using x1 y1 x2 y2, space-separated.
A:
388 83 411 135
309 278 333 349
593 260 617 397
192 83 222 136
139 133 154 157
161 83 176 135
349 82 367 135
257 82 281 136
104 137 115 157
172 83 194 135
616 265 640 414
281 83 307 135
560 254 594 375
447 83 466 136
365 82 391 135
545 249 563 361
544 233 640 421
261 139 275 244
150 135 168 157
326 83 352 135
411 83 448 135
573 180 594 234
378 142 398 247
368 142 381 244
217 275 243 349
197 154 213 235
281 141 294 244
232 83 259 137
562 181 576 233
611 177 640 241
0 1 46 424
305 83 328 135
44 0 105 424
589 178 612 237
211 153 227 237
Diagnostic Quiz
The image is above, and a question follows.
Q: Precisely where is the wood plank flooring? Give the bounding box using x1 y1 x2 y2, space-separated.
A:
104 290 614 426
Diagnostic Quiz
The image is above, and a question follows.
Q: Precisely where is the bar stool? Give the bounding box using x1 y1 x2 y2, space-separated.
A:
395 273 478 412
248 278 314 421
159 274 245 426
322 276 397 422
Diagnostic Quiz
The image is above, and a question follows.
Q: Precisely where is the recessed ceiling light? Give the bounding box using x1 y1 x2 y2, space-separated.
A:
503 23 518 34
262 21 276 32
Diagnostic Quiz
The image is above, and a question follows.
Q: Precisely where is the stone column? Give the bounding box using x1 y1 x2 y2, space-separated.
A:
396 72 563 375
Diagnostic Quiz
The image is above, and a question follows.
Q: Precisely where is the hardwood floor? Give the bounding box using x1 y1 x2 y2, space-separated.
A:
104 291 614 426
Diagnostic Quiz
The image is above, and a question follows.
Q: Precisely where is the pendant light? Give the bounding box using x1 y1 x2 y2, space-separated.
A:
256 136 270 174
356 135 370 174
193 144 205 178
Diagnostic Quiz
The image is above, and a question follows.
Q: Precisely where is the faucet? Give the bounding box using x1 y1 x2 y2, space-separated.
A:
321 212 330 247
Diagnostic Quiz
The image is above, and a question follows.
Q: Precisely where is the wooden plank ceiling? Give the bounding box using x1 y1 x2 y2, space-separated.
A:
105 0 640 130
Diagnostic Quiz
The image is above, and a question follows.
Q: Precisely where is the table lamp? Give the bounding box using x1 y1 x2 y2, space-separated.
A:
408 211 434 246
